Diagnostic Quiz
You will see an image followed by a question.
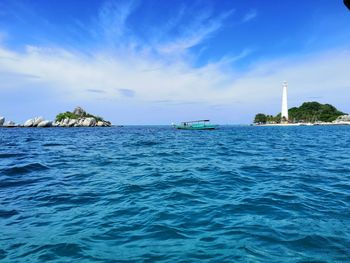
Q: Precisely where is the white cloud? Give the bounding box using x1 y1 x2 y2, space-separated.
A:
96 0 137 43
156 9 234 54
0 45 349 110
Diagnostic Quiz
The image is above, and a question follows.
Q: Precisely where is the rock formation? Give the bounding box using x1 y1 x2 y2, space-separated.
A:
1 107 112 128
24 117 52 127
33 117 44 127
52 117 110 127
73 106 86 116
334 115 350 124
53 107 111 127
4 121 17 127
24 119 34 127
37 120 52 127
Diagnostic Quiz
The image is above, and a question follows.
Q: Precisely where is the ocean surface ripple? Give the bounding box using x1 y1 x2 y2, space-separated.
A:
0 126 349 262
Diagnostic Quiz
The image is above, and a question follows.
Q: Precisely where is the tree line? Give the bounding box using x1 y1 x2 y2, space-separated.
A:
254 102 345 124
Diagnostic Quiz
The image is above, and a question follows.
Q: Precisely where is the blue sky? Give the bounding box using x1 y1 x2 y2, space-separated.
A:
0 0 349 124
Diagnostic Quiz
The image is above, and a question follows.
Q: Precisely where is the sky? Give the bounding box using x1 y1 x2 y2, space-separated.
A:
0 0 349 124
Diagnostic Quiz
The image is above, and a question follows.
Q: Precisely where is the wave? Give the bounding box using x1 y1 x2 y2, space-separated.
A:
19 243 84 259
42 143 65 147
1 126 350 262
1 163 49 176
0 209 19 219
0 153 26 158
125 139 162 147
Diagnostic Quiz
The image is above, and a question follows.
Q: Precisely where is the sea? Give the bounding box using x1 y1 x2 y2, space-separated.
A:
0 126 349 262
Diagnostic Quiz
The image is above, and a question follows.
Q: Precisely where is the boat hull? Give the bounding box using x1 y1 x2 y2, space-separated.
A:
175 125 217 130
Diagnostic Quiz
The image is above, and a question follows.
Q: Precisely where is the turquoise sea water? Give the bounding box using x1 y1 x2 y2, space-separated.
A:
0 126 349 262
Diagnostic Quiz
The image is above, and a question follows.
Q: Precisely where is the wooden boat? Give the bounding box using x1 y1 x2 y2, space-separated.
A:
173 120 217 130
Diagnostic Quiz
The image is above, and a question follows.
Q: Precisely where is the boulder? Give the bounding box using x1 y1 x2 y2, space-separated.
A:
0 117 5 126
4 121 16 127
73 106 86 116
33 117 44 127
78 119 84 126
82 117 96 127
24 119 35 127
63 118 70 125
59 118 70 127
336 115 350 122
97 121 104 127
37 120 52 127
68 119 77 127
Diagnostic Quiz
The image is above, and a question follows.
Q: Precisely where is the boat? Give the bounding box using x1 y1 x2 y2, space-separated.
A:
173 120 217 130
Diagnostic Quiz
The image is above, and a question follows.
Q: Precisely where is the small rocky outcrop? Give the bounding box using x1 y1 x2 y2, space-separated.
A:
24 119 34 127
37 120 52 127
24 117 52 127
334 115 350 124
335 115 350 121
4 121 17 127
82 117 96 127
0 117 19 127
24 117 43 127
54 107 111 127
33 117 44 127
53 117 110 127
1 107 112 128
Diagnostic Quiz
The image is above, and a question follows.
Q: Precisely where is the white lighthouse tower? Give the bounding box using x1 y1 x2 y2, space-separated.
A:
281 81 289 123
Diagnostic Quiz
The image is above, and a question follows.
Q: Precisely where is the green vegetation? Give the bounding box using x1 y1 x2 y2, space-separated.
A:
289 102 345 122
56 112 79 122
254 102 346 124
55 110 104 122
254 113 267 124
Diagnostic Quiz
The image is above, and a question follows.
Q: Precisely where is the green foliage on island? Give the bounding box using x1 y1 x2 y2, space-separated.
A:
55 108 104 122
56 112 80 122
289 102 345 122
254 102 346 124
254 113 267 124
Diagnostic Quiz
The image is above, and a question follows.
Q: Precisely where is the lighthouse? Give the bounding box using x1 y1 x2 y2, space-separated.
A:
281 81 289 122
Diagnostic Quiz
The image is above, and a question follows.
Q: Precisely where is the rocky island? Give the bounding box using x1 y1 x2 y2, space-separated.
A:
0 107 112 128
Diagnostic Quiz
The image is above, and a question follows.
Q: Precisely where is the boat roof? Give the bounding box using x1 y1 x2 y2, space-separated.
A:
181 120 210 123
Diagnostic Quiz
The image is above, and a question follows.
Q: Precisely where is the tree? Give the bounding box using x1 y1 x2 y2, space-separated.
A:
288 102 345 123
254 113 267 124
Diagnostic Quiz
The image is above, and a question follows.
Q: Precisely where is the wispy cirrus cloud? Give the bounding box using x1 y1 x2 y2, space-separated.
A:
96 0 137 44
87 89 106 94
156 9 234 54
119 88 135 97
242 9 257 23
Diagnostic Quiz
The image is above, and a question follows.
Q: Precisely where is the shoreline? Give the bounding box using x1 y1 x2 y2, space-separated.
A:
0 107 113 128
0 125 116 128
254 122 350 126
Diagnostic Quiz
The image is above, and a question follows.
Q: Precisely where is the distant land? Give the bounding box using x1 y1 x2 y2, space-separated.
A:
0 107 112 128
254 102 347 124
